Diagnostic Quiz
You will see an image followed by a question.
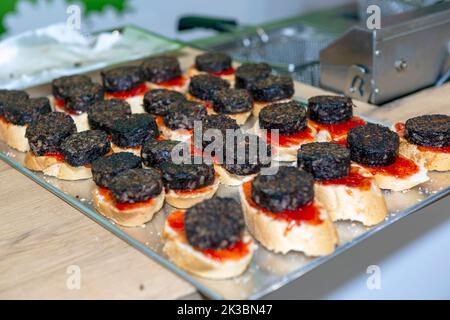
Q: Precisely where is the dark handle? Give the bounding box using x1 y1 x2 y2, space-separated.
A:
177 15 238 32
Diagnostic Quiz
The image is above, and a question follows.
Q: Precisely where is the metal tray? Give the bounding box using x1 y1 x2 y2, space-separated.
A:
1 45 449 300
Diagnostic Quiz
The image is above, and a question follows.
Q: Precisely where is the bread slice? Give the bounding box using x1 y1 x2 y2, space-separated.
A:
145 81 188 93
314 165 388 226
186 66 235 84
163 213 254 279
165 178 219 208
253 120 317 162
214 164 256 186
369 160 429 192
252 99 291 118
239 185 338 256
93 186 165 227
0 119 30 152
399 138 450 172
155 116 192 142
49 96 89 132
24 151 92 180
111 144 141 157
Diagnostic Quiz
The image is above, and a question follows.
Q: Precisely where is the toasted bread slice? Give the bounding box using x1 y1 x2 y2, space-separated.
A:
239 186 338 256
165 178 219 209
0 119 29 152
93 186 165 227
399 138 450 172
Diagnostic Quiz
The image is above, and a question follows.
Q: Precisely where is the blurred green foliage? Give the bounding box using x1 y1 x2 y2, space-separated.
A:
0 0 129 35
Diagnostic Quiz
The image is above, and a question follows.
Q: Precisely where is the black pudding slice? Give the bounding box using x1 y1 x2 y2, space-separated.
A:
202 114 240 150
297 142 350 180
195 52 232 73
61 130 111 167
101 66 144 92
141 139 188 168
163 100 207 130
25 112 76 156
308 95 353 124
109 168 162 203
211 88 252 114
185 197 244 250
235 63 272 90
4 97 51 126
249 75 294 102
404 114 450 148
223 134 271 176
87 99 131 133
109 114 159 148
259 100 307 135
0 90 29 116
188 74 230 101
91 152 142 188
143 89 185 116
251 166 314 213
64 82 105 113
347 123 399 166
51 75 91 100
159 159 215 191
141 55 182 83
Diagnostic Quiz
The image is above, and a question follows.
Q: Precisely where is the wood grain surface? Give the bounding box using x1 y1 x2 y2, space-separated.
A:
1 47 449 299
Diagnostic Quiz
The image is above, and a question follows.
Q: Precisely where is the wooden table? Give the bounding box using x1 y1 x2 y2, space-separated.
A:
1 77 449 299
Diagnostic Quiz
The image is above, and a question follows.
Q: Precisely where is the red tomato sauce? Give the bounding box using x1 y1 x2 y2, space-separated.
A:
44 152 65 162
317 166 372 190
155 76 186 88
311 116 366 139
266 127 314 147
210 67 235 77
364 155 420 178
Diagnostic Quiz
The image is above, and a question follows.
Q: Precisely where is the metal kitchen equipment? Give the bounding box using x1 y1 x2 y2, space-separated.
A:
320 2 450 104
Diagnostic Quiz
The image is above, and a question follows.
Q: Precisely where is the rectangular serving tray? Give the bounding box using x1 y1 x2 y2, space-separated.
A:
1 35 449 299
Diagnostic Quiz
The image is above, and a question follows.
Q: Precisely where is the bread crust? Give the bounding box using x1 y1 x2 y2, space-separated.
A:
156 116 192 142
111 144 141 157
165 178 219 208
253 120 316 161
239 186 338 256
163 219 253 279
399 138 450 172
314 166 387 226
214 163 256 186
24 151 92 180
93 186 165 227
186 66 235 84
0 120 30 152
146 81 188 93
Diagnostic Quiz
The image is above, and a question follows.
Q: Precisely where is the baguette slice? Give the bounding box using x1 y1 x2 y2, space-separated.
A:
369 160 429 192
239 185 338 256
111 144 141 157
49 96 89 132
163 212 254 279
165 178 219 209
253 120 317 162
0 119 29 152
155 116 192 142
93 186 165 227
214 164 256 186
186 66 235 84
314 165 388 226
24 151 92 180
145 81 188 93
399 138 450 172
